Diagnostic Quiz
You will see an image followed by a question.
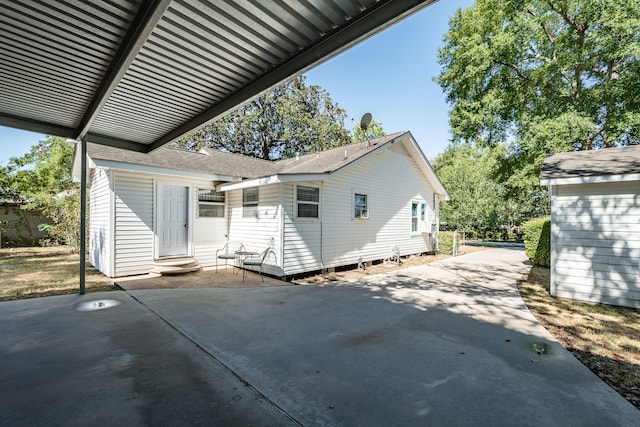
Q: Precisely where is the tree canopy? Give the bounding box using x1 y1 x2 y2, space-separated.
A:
432 142 549 235
437 0 640 152
1 136 73 201
0 136 80 250
351 118 386 142
433 0 639 235
175 76 351 159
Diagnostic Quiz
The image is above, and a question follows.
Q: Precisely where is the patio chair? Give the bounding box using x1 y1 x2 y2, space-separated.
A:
215 241 244 272
242 247 275 282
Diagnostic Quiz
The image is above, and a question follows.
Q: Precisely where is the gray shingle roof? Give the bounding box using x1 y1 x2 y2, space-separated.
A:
275 132 405 175
540 145 640 181
87 132 406 179
87 143 277 179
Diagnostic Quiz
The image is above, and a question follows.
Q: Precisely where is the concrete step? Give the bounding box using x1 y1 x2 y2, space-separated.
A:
151 257 202 275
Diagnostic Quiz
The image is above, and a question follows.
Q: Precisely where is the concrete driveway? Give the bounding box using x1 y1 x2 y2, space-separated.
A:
1 248 638 426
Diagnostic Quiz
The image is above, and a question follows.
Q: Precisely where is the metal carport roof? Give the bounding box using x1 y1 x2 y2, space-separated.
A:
1 0 438 294
1 0 437 153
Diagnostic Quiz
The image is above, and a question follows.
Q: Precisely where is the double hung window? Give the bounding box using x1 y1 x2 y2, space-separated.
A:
297 186 319 218
411 202 419 232
243 187 259 218
354 193 368 219
198 189 225 217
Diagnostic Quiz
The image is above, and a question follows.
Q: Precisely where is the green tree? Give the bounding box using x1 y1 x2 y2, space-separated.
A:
1 136 80 251
435 0 638 233
176 76 351 159
351 119 386 142
437 0 640 151
436 0 640 180
432 142 503 232
433 141 548 237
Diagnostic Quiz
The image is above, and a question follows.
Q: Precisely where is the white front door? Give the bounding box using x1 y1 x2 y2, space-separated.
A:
158 184 189 257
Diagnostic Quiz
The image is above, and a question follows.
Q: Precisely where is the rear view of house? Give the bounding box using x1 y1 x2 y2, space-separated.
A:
74 132 448 279
540 145 640 308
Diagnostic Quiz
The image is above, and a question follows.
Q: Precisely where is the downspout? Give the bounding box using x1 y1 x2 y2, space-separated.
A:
320 181 325 269
79 136 87 295
279 184 284 275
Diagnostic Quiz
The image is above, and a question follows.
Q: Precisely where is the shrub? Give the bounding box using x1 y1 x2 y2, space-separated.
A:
438 231 465 255
439 231 454 254
523 216 551 267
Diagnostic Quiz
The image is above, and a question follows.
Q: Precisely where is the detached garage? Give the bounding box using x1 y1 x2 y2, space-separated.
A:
540 145 640 309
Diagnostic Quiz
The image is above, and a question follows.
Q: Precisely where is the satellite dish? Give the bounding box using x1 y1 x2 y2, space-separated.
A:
359 113 372 131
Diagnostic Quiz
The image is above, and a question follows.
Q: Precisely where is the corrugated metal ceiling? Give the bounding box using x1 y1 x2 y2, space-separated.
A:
0 0 437 153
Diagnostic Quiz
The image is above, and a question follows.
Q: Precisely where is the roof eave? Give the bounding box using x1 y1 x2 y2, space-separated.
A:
218 174 329 191
397 133 450 200
90 159 238 182
540 172 640 186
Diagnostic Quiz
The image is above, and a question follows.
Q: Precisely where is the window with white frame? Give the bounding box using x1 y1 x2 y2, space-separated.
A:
198 188 225 218
411 202 419 232
297 186 319 218
243 187 259 218
354 193 368 219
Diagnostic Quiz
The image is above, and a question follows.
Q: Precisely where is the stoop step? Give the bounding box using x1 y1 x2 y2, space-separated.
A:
150 257 202 275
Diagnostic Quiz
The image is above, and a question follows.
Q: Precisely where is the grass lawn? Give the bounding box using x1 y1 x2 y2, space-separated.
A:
518 266 640 409
0 246 115 301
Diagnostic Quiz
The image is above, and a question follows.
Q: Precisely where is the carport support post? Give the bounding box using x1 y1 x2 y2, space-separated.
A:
79 137 87 295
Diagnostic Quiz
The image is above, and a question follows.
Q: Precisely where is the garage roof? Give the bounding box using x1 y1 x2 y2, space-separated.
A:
1 0 436 153
540 145 640 185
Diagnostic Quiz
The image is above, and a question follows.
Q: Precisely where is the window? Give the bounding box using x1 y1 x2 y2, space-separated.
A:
243 187 259 218
297 186 319 218
354 193 368 219
420 202 429 233
411 202 419 232
198 189 225 218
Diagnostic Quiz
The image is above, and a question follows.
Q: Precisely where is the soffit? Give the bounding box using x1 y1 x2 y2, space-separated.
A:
1 0 437 153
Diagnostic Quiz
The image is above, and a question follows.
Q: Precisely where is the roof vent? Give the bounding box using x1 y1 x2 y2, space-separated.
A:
344 149 348 160
295 152 300 160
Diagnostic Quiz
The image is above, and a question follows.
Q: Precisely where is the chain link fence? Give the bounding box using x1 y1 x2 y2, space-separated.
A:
438 231 466 256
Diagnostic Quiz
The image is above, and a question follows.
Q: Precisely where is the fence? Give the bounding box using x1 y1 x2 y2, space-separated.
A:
438 230 466 256
0 202 50 247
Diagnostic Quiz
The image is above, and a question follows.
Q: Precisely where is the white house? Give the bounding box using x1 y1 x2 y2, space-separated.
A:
540 145 640 308
73 131 449 279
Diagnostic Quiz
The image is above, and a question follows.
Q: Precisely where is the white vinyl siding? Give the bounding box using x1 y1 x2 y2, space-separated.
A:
113 172 154 276
551 181 640 308
282 143 438 275
89 168 113 277
283 182 323 274
193 183 228 268
228 184 283 276
107 171 226 275
89 139 442 278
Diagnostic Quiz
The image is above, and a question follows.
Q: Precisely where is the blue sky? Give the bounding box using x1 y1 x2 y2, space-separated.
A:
0 0 474 166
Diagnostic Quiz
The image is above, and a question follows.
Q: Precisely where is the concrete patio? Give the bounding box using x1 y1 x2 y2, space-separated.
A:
1 248 638 426
115 265 287 290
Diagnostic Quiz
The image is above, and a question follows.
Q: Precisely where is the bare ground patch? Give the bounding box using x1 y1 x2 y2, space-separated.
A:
0 246 115 301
